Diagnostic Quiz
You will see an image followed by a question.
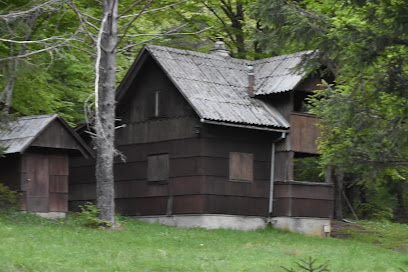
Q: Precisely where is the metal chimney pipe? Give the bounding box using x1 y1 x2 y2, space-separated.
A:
210 37 230 57
247 64 255 97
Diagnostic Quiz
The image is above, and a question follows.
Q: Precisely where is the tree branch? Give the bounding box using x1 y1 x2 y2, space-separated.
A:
66 0 96 43
118 25 212 53
0 0 63 20
0 42 68 62
0 36 68 44
118 0 144 18
118 1 152 33
201 1 235 43
119 0 189 19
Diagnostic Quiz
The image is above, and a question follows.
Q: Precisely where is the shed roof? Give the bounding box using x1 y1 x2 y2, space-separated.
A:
118 44 315 130
0 114 93 158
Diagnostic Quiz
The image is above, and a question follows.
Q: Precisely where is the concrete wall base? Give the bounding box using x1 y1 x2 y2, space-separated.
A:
139 214 266 231
269 217 331 237
35 212 66 219
138 214 331 236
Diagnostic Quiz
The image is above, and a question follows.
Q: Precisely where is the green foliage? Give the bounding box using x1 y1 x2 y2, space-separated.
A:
282 257 330 272
0 112 15 155
358 203 394 221
0 183 21 211
254 0 408 220
294 156 324 183
76 202 111 229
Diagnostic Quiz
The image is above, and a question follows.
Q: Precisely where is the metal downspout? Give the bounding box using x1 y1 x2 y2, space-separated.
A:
269 132 286 216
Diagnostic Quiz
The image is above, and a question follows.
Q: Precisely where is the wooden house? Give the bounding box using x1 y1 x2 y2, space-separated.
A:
0 114 92 218
70 41 334 235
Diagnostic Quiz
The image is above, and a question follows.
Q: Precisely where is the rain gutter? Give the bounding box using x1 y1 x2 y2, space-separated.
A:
200 119 289 134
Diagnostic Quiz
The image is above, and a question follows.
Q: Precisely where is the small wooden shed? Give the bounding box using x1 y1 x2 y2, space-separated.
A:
0 114 92 216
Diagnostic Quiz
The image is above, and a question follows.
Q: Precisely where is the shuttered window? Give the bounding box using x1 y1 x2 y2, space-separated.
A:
147 154 169 182
229 152 253 182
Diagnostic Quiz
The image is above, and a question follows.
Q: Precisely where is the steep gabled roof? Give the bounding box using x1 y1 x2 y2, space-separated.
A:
0 114 93 158
117 44 314 130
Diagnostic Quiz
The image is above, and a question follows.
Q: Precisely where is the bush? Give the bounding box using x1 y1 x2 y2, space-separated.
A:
77 202 111 228
0 183 20 211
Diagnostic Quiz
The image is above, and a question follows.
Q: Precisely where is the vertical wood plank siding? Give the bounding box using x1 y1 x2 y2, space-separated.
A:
274 181 333 218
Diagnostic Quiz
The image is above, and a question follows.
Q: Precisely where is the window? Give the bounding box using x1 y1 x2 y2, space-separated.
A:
147 154 169 182
229 152 253 182
149 90 167 118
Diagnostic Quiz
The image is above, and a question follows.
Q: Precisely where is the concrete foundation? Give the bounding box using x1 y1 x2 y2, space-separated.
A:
269 216 331 237
139 214 266 231
35 212 66 219
138 214 331 237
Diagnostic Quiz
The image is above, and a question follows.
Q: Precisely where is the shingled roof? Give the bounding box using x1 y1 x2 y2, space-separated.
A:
118 44 314 130
0 114 92 157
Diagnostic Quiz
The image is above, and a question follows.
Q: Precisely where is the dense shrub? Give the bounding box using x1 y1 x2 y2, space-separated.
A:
0 184 20 211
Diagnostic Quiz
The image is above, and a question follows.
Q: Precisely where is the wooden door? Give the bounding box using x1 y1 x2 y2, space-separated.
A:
48 154 68 212
24 153 49 212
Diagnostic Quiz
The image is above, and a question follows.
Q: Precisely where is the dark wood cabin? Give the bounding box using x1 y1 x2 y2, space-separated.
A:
70 43 333 221
0 114 92 215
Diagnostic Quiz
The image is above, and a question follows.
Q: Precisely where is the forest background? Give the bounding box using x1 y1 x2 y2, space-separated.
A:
1 0 408 223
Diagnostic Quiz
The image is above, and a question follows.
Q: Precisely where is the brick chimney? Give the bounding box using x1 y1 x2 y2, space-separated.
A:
247 64 255 97
210 37 230 57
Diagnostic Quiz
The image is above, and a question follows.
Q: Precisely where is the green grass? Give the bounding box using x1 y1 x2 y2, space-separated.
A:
0 212 407 272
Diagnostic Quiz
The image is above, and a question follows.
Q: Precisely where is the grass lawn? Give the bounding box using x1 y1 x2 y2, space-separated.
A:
0 212 407 272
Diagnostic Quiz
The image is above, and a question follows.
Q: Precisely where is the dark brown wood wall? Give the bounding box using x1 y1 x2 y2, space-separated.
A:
199 125 277 216
116 55 199 146
70 138 205 215
273 181 333 218
31 120 83 152
71 55 204 215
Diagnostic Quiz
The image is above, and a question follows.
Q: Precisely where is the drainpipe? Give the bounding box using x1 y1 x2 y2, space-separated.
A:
269 132 286 216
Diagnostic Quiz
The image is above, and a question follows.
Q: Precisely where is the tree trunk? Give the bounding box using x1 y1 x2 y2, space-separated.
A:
0 60 17 113
1 8 40 113
334 167 344 219
94 0 118 226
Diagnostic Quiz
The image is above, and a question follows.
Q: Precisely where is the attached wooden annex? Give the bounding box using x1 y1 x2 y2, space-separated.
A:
70 41 334 235
0 114 92 216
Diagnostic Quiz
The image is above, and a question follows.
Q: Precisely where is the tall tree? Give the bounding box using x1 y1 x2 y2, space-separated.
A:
1 1 61 107
70 0 206 226
253 0 408 219
165 0 264 59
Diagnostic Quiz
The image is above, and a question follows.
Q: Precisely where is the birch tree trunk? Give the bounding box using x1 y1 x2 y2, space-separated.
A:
94 0 118 225
1 8 40 113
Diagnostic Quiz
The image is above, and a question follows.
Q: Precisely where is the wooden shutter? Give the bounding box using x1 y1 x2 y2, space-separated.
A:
147 154 169 182
229 152 253 182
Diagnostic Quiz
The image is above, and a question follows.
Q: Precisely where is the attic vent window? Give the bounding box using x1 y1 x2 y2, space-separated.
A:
149 90 167 118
